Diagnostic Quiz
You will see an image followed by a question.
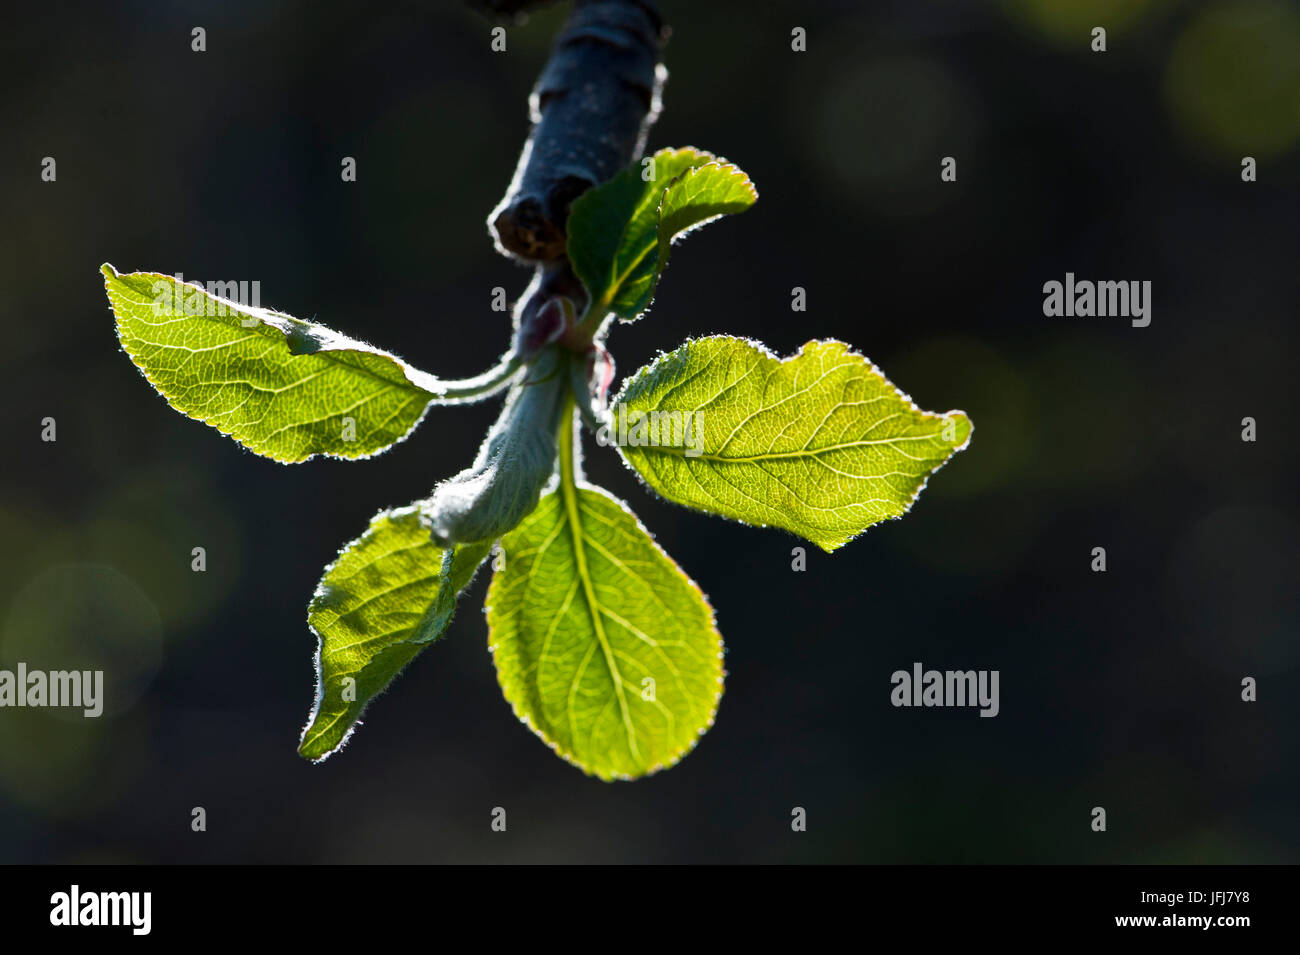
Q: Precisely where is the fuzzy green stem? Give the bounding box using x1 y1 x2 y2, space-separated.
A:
413 352 523 403
558 389 579 488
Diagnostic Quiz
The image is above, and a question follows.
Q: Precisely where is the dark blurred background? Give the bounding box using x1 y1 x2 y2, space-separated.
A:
1 0 1297 863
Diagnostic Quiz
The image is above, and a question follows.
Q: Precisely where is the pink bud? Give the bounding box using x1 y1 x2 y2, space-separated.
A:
517 296 571 357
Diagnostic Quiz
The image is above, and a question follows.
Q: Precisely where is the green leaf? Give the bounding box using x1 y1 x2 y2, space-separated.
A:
486 484 724 781
609 336 973 552
103 264 484 463
566 147 756 322
299 506 490 761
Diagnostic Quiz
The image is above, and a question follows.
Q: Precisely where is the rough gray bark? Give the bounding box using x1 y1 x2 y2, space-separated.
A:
489 0 667 263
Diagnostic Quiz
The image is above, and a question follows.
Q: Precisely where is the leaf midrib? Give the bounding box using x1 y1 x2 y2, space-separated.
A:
630 430 951 464
599 152 709 315
599 186 668 315
109 276 429 399
559 417 641 766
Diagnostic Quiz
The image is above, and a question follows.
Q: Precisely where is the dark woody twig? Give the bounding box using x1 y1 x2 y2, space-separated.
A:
489 0 667 263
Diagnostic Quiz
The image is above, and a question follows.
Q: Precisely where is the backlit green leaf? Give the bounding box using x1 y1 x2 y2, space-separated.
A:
299 506 490 761
103 264 478 463
566 147 756 322
486 484 724 780
609 336 973 552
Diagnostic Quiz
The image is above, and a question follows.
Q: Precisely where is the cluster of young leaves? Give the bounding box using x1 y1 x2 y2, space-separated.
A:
103 146 972 780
